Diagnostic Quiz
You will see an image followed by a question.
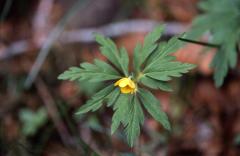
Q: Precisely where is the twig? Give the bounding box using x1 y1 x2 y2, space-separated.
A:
0 40 29 59
32 0 54 46
0 20 188 60
0 20 188 87
35 78 72 146
24 0 89 88
61 20 188 43
35 78 101 155
33 0 54 32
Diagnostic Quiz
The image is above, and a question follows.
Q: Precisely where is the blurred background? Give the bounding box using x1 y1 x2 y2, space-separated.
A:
0 0 240 155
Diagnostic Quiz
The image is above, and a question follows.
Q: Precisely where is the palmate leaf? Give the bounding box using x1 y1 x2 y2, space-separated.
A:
139 76 173 92
133 25 165 72
106 88 120 107
58 59 121 82
211 33 238 86
144 62 195 81
142 54 195 82
133 43 142 73
76 85 114 115
138 88 171 130
124 96 144 146
186 0 240 87
111 94 144 146
95 34 129 76
211 24 239 87
136 33 195 84
211 48 228 87
111 94 132 134
145 34 184 67
144 55 178 73
155 35 183 58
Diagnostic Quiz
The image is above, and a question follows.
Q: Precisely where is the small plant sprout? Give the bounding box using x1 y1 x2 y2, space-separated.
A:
58 25 196 146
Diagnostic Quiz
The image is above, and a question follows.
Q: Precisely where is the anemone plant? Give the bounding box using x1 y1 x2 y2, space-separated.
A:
58 25 196 146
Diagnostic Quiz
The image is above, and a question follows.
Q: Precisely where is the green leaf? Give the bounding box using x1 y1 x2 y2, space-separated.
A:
133 43 142 73
76 85 114 115
145 62 196 81
106 88 120 107
111 94 132 134
211 34 237 87
156 36 183 58
58 67 83 81
95 34 129 76
211 49 228 87
186 0 240 87
143 55 176 73
210 20 239 87
145 35 183 69
138 88 171 130
125 96 144 146
94 59 120 75
19 107 48 136
144 42 167 66
198 0 239 12
58 59 121 82
133 25 165 71
142 35 188 78
142 25 165 60
119 47 129 75
140 76 173 92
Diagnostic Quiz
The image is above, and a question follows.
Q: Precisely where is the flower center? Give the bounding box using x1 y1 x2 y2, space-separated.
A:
114 77 136 94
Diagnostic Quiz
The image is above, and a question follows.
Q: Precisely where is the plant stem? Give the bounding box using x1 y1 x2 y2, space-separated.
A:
178 37 220 48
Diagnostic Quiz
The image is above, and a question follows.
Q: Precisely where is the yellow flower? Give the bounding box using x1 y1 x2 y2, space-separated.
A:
114 77 136 94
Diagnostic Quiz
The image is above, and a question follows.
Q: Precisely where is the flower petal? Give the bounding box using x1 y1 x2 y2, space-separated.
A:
128 80 136 88
119 78 130 87
114 79 122 86
120 86 133 94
